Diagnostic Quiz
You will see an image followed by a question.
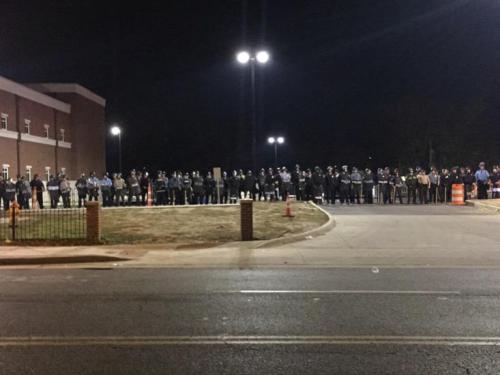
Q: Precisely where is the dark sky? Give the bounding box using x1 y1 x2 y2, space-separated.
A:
1 0 500 172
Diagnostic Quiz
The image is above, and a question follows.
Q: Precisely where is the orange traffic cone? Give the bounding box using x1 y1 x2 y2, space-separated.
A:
283 195 294 218
147 183 153 207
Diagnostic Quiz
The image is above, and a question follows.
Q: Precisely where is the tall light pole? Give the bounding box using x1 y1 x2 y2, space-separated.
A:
236 50 270 170
110 125 122 173
268 136 284 166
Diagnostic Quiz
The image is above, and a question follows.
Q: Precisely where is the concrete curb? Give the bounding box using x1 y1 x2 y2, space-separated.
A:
0 255 130 266
254 201 335 249
466 200 500 213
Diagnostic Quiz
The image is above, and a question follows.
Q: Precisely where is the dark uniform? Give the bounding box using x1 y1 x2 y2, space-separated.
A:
405 170 418 204
350 168 362 204
439 170 451 203
192 172 205 204
311 167 324 204
362 169 374 204
204 172 216 204
168 173 182 205
325 168 336 204
76 174 87 208
0 176 6 210
379 169 391 204
140 172 150 206
30 176 45 209
339 166 351 204
391 171 404 204
47 176 60 209
4 179 16 210
127 172 141 205
228 171 240 203
462 168 475 201
182 173 193 205
154 173 168 205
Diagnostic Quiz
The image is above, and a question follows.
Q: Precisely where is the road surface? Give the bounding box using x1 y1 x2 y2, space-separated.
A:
1 267 500 374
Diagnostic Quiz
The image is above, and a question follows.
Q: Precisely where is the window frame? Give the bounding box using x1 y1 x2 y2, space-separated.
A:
0 113 8 130
24 119 31 134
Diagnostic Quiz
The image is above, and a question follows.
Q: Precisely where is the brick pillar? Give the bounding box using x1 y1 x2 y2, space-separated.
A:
85 201 102 243
240 199 253 241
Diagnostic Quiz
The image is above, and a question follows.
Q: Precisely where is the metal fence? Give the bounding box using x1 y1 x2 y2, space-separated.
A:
0 208 86 242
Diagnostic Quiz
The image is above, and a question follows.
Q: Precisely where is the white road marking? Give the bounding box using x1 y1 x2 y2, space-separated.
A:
231 290 460 295
0 335 499 346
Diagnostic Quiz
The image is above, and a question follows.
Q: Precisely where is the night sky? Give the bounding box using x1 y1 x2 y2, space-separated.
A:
1 0 499 173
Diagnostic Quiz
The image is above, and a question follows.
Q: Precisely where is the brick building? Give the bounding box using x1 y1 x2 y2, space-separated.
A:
0 75 106 181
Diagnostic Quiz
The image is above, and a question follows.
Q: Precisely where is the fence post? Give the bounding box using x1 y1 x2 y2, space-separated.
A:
240 199 253 241
85 201 101 244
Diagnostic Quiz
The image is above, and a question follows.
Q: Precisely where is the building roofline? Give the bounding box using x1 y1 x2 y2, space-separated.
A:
0 76 71 114
25 83 106 107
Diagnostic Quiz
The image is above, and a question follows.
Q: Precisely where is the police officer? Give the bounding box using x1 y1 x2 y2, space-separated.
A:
405 168 418 204
264 168 276 201
100 173 113 207
339 165 351 204
243 170 256 200
167 172 181 205
428 168 440 204
439 168 451 203
30 174 45 209
362 168 374 204
280 167 292 201
312 166 325 204
391 168 404 204
350 167 362 204
257 169 266 201
59 174 71 208
20 176 32 209
192 171 205 204
182 172 193 205
0 175 5 210
325 166 336 205
113 173 125 206
47 175 60 209
154 171 167 205
140 171 150 206
4 177 16 210
75 174 87 208
127 170 141 205
228 170 240 203
87 172 100 202
491 165 500 199
204 171 215 204
462 167 475 201
291 165 301 200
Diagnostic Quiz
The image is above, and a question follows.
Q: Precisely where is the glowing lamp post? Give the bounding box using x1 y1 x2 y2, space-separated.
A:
268 136 284 166
110 125 122 173
236 49 270 169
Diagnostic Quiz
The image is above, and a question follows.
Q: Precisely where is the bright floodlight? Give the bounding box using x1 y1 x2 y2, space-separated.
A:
267 137 276 144
110 126 121 136
236 51 250 64
277 136 284 144
256 51 270 64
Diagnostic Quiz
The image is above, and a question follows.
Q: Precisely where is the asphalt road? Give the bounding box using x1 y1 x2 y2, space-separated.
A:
1 267 500 374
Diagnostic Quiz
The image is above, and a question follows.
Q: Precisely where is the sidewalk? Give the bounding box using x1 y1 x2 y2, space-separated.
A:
466 199 500 213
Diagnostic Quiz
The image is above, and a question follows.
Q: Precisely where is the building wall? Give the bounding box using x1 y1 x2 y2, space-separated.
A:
0 80 104 180
51 93 106 176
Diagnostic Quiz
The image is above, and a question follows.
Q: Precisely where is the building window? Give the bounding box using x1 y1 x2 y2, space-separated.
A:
43 124 50 138
0 114 7 130
24 119 31 134
60 128 65 142
2 165 9 180
25 166 32 181
45 167 50 181
60 167 66 176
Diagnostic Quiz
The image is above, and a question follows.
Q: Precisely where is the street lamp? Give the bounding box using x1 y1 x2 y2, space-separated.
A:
236 49 270 170
110 125 122 173
268 136 284 166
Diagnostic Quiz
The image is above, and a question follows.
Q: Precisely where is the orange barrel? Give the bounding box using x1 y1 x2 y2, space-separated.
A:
451 183 465 205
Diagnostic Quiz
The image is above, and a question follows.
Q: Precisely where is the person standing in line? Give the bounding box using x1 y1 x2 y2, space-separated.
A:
100 173 113 207
417 169 430 204
30 174 45 209
428 168 440 204
462 167 476 201
87 172 100 202
47 175 60 209
490 165 500 199
75 173 87 208
474 162 490 200
362 168 374 204
405 168 418 204
59 175 71 208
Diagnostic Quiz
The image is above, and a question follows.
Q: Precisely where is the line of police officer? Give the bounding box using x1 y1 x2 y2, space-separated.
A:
0 163 498 210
